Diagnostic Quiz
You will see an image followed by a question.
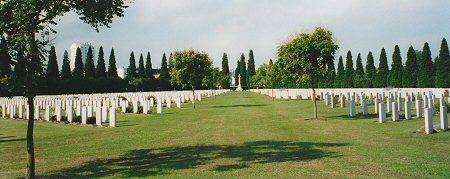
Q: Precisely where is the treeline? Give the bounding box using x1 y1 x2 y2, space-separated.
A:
251 38 449 89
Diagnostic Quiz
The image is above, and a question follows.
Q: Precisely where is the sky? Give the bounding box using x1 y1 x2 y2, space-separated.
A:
52 0 450 70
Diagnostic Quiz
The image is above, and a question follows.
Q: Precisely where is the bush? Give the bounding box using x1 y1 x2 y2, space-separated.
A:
434 100 450 113
73 116 82 123
50 115 57 122
87 117 96 124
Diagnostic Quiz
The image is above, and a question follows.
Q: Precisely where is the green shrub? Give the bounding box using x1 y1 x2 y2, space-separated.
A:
87 117 96 124
73 116 82 123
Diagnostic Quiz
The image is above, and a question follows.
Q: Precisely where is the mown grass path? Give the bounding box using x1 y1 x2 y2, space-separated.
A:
0 92 449 178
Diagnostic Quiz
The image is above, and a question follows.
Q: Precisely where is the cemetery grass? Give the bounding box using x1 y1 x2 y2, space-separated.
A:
0 92 449 178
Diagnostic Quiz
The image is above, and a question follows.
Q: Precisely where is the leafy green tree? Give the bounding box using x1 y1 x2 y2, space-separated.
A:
108 48 119 78
251 64 270 88
402 46 418 87
234 60 240 86
334 56 344 88
220 53 230 88
353 53 364 88
61 51 71 80
127 51 137 79
72 47 84 78
45 46 59 93
84 46 96 78
138 53 145 78
145 52 154 79
363 52 376 88
389 45 403 87
170 49 213 108
0 1 127 177
278 27 339 119
96 46 107 78
417 43 435 87
325 56 335 88
0 38 11 78
376 48 389 87
240 54 248 87
344 51 354 88
435 38 450 88
160 53 170 81
9 51 27 95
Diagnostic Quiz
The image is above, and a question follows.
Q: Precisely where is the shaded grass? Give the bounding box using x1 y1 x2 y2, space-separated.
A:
0 91 449 178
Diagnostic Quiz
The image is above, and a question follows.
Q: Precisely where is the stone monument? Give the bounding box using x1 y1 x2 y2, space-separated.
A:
236 74 244 91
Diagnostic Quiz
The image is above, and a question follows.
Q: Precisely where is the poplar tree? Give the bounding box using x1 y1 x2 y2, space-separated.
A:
435 38 450 88
240 54 247 87
334 56 344 88
417 43 435 87
0 38 12 78
402 46 418 87
344 51 354 87
84 46 96 78
61 51 72 80
353 53 364 88
376 48 389 87
159 53 170 80
127 51 137 79
96 46 107 78
45 46 59 81
364 52 376 88
72 47 84 78
145 52 154 78
138 53 145 78
222 53 230 75
389 45 403 87
108 48 118 78
325 56 336 88
248 50 256 76
234 60 240 86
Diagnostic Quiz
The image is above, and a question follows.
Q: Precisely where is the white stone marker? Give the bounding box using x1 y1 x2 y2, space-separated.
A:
440 106 448 131
121 101 127 113
176 98 181 108
133 101 138 113
35 105 40 120
157 98 162 114
397 94 402 111
387 97 392 113
87 105 93 118
150 98 154 107
67 106 73 123
416 97 422 118
167 98 172 108
1 105 5 118
331 95 336 108
405 98 411 119
109 107 116 127
81 107 87 124
102 106 108 122
45 105 51 121
424 108 434 134
56 105 62 122
362 98 368 116
143 101 148 114
96 107 102 126
392 102 399 122
18 105 24 119
349 100 356 117
379 103 386 123
340 94 345 108
374 97 379 114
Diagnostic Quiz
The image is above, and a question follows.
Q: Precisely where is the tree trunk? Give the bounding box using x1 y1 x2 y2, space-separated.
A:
312 88 318 119
192 88 196 109
27 34 37 179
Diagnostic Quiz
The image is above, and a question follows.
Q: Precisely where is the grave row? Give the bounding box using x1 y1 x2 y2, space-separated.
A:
0 89 229 127
251 88 449 134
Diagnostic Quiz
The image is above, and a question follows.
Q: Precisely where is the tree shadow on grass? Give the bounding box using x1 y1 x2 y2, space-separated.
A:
334 113 378 120
46 140 347 178
211 104 268 108
0 134 26 143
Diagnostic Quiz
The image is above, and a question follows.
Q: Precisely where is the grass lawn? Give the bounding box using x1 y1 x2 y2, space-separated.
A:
0 91 449 178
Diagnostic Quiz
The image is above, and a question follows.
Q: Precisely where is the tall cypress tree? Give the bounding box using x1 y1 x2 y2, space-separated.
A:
108 48 118 78
402 46 418 88
363 52 376 88
248 50 256 76
325 56 336 88
353 53 364 88
334 56 344 88
72 47 84 78
0 38 12 78
138 53 145 78
159 53 169 80
45 46 59 81
222 53 230 75
84 46 96 78
127 51 137 79
145 52 154 79
234 60 240 86
61 50 71 79
417 43 435 87
389 45 403 87
96 46 107 78
344 51 354 88
240 54 247 87
12 51 26 81
376 48 389 88
435 38 450 88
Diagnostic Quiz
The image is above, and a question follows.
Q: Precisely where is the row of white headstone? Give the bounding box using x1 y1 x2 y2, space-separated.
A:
0 89 229 127
251 88 449 134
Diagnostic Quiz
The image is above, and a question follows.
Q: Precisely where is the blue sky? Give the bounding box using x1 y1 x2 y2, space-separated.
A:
52 0 450 70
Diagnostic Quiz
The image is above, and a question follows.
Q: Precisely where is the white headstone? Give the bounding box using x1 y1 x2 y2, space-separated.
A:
424 108 434 134
379 103 386 123
81 107 87 124
440 106 448 131
96 107 102 126
392 102 399 122
109 107 116 127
